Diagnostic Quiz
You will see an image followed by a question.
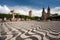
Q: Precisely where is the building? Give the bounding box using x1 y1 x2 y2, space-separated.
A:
47 6 50 17
41 8 47 21
41 6 58 21
29 10 32 17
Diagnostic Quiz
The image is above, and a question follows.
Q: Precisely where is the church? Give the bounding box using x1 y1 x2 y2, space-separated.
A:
41 6 58 21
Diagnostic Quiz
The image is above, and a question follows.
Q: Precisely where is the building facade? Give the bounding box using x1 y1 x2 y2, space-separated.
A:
47 6 50 17
41 8 47 21
41 6 59 21
29 10 32 17
41 6 51 21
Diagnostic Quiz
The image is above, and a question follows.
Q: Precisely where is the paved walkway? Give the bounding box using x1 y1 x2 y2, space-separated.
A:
0 21 60 40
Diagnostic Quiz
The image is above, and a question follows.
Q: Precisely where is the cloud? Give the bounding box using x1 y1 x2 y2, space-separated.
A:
51 7 60 14
0 5 60 17
9 6 60 17
44 7 60 15
0 5 10 14
9 6 42 17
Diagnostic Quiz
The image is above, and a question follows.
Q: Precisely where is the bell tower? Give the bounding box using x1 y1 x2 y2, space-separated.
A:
47 6 50 17
41 8 47 20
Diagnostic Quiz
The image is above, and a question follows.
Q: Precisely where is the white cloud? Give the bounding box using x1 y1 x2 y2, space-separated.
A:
51 7 60 14
9 6 60 17
9 6 42 17
0 5 60 17
44 7 60 15
0 5 10 14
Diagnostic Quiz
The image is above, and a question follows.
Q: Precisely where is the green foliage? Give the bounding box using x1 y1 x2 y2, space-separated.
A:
0 13 41 20
32 16 41 20
47 15 60 20
0 13 13 19
15 14 20 18
15 14 32 19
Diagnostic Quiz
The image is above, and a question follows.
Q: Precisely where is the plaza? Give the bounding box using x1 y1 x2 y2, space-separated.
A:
0 21 60 40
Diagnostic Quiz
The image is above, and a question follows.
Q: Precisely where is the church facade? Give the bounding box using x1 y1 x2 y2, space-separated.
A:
41 6 51 21
41 6 59 21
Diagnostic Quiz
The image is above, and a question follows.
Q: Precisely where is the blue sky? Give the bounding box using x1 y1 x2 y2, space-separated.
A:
0 0 60 8
0 0 60 16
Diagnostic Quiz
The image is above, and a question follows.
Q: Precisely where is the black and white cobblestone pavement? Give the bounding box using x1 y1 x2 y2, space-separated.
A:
0 21 60 40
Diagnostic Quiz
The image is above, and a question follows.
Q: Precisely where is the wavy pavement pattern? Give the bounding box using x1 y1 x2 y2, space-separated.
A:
0 21 60 40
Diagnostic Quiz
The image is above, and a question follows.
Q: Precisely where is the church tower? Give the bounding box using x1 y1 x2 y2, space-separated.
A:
41 8 47 20
47 6 50 17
